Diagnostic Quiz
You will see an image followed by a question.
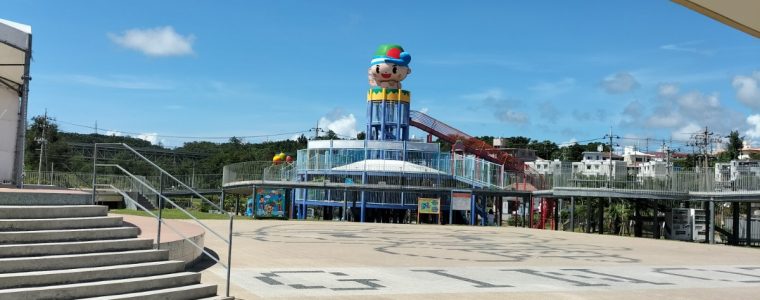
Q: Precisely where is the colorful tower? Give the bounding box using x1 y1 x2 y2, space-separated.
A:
365 44 412 141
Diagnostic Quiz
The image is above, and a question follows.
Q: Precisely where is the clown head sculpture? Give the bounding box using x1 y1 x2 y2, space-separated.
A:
368 44 411 89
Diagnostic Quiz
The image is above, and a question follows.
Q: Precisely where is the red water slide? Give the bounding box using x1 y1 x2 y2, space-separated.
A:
409 110 524 172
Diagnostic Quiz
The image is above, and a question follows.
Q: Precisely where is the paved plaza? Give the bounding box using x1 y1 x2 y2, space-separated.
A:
197 220 760 299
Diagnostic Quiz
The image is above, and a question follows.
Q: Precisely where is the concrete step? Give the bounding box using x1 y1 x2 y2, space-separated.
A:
0 272 201 300
0 227 140 244
0 238 153 258
0 205 107 219
0 216 123 231
79 283 218 300
0 249 169 273
197 296 234 300
0 260 185 289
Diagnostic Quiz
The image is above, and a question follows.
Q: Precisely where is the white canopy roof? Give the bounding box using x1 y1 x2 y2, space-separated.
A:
332 159 445 174
0 18 32 186
0 18 31 91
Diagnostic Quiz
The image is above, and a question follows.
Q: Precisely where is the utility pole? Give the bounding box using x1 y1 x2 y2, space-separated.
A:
35 110 48 185
688 126 719 191
311 121 324 140
603 128 620 187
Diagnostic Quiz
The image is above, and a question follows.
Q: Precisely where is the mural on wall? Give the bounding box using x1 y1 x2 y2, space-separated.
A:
254 188 286 218
368 44 412 89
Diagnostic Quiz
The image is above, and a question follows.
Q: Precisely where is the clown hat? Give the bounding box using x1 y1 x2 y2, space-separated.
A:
370 44 411 66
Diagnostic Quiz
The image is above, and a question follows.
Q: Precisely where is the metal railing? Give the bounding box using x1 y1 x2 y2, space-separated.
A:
544 167 760 195
92 143 233 297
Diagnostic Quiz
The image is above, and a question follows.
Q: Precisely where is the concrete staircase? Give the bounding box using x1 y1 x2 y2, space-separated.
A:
0 205 223 299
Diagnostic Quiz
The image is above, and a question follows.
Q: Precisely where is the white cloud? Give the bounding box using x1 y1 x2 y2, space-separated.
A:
530 77 576 97
63 74 173 90
746 114 760 141
319 110 358 139
461 88 530 124
108 26 194 57
136 132 161 145
621 83 743 140
105 130 122 136
496 110 528 124
672 123 701 141
559 138 577 147
732 71 760 110
660 41 714 55
658 83 679 98
461 88 504 101
419 107 429 114
600 72 640 94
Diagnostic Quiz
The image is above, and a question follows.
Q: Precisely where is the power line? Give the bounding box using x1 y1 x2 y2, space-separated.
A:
53 118 310 140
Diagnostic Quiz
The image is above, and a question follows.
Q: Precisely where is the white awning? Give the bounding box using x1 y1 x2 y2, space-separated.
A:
332 159 445 174
0 18 32 186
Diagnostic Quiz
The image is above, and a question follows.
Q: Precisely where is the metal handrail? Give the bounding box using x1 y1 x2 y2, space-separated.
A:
91 143 234 297
99 164 231 247
93 143 227 213
99 184 223 266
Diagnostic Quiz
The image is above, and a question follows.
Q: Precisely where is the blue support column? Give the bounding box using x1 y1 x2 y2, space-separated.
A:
302 188 308 220
470 194 476 226
360 190 366 222
480 196 486 226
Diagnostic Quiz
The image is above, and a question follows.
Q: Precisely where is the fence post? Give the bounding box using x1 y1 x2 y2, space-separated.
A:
91 144 97 205
156 173 163 249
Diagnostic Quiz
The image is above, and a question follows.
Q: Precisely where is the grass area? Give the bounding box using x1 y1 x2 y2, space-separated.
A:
110 208 242 220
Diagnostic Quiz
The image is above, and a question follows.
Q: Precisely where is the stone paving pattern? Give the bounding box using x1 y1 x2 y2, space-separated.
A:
194 220 760 299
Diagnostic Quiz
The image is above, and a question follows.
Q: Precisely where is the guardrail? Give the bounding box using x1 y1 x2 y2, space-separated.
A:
92 143 233 297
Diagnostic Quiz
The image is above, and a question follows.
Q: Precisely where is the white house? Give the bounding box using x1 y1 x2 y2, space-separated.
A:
526 159 571 175
730 160 760 180
623 146 655 167
638 160 670 179
571 151 627 178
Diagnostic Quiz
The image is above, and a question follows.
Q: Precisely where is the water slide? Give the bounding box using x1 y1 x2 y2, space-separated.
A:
409 110 525 172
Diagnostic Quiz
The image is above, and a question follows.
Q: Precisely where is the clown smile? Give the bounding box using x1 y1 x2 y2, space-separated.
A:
381 74 391 79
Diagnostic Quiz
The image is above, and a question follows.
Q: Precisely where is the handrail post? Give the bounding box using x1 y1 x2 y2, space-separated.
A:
156 173 163 249
91 144 97 204
226 215 233 297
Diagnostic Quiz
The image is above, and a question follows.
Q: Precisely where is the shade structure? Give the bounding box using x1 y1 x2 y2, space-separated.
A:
0 18 32 187
673 0 760 38
331 159 445 174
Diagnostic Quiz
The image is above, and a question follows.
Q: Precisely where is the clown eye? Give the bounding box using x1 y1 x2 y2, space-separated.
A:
375 66 380 73
392 66 397 74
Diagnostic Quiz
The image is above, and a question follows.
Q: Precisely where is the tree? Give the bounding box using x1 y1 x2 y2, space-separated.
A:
555 143 586 161
585 142 609 152
527 140 558 160
323 130 339 140
296 134 308 147
504 136 531 148
721 130 743 161
356 132 366 140
475 136 495 146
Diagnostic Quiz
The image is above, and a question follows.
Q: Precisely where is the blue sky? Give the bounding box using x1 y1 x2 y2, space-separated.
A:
5 1 760 150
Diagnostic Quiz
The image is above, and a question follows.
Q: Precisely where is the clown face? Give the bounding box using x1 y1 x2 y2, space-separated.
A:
368 63 411 89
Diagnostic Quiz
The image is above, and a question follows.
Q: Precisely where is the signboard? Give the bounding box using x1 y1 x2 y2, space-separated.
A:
254 188 286 218
418 197 441 225
451 192 472 211
418 198 440 214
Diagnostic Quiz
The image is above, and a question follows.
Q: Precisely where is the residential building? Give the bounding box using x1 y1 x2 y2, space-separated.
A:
526 159 571 175
571 151 627 178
